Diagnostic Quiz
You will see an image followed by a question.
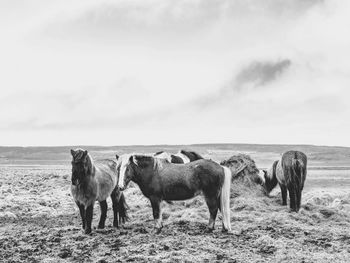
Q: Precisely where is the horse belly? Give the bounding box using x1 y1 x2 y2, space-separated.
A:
163 185 198 200
96 181 114 202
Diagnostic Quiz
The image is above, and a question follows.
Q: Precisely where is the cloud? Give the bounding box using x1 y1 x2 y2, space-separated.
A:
193 59 292 108
41 0 324 45
235 59 292 88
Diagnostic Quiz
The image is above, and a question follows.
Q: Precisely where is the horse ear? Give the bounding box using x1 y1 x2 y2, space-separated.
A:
115 154 119 160
262 170 267 176
70 149 75 156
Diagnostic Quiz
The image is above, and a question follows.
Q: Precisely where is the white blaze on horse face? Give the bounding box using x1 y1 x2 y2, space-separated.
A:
118 154 131 189
177 152 190 163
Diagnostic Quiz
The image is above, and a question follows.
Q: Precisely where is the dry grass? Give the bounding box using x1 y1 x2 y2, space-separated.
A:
1 162 350 262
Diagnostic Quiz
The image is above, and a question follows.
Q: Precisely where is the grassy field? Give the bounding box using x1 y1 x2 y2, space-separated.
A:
0 144 350 262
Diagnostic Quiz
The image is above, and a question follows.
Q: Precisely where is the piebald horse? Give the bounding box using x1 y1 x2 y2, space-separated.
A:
117 154 232 233
261 150 307 212
71 149 128 234
154 150 203 164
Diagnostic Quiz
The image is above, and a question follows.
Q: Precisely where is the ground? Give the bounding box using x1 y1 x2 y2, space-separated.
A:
1 146 350 262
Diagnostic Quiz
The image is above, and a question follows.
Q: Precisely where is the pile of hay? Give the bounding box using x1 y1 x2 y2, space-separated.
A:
220 153 266 198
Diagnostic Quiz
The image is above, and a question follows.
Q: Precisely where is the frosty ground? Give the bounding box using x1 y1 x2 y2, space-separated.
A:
1 162 350 263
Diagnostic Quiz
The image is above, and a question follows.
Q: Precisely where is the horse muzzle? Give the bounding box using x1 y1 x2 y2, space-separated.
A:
118 185 126 191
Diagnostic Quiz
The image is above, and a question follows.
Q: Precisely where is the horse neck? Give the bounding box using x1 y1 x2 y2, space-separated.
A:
132 164 156 191
80 164 96 186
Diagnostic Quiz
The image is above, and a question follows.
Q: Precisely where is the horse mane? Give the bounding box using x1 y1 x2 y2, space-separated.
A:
133 155 159 170
86 153 95 175
71 148 95 175
154 151 164 156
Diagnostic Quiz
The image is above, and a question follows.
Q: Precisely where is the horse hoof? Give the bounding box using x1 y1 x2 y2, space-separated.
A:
206 228 214 233
223 229 234 235
84 228 92 235
97 224 105 229
153 228 162 234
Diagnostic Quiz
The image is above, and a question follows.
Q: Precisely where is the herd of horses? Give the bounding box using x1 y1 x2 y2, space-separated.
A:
70 149 307 234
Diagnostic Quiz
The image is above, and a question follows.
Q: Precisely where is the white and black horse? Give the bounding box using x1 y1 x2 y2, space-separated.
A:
117 154 232 233
261 150 307 212
154 150 203 164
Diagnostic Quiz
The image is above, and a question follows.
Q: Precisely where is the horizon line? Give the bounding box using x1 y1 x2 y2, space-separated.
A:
0 142 349 149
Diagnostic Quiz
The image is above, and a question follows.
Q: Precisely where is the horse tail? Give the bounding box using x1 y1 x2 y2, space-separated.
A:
117 192 129 223
220 166 232 231
291 154 305 212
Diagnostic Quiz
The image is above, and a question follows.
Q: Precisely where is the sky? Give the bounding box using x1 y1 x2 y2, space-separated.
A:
0 0 349 146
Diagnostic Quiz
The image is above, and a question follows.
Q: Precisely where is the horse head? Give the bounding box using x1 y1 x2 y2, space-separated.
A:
70 148 93 186
117 154 135 191
118 154 155 190
261 161 279 194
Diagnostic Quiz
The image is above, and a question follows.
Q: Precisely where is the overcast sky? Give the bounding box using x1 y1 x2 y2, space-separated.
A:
0 0 349 146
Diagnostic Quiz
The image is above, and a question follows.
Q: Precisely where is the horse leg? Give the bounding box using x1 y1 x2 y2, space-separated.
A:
204 195 219 232
76 202 85 229
84 204 94 234
98 200 107 229
287 186 297 212
296 188 302 212
150 196 162 233
111 189 119 228
279 184 287 206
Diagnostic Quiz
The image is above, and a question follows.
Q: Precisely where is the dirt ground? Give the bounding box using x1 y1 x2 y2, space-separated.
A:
1 165 350 262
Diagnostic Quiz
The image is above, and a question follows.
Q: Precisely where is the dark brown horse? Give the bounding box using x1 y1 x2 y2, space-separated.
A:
71 149 128 234
262 150 307 212
117 154 232 233
154 150 203 164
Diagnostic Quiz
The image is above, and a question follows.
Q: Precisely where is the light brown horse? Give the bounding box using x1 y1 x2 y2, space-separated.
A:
71 149 128 234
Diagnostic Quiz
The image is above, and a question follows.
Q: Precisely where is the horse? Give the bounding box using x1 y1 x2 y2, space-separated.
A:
116 154 232 233
261 150 307 212
70 149 128 234
154 150 203 164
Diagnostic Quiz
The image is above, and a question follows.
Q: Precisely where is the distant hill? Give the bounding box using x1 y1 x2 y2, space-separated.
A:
0 144 349 167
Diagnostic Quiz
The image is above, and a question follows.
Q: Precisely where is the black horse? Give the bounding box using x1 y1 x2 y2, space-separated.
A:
117 154 232 233
262 150 307 212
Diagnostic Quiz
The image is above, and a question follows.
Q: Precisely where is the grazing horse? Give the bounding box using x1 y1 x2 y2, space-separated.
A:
70 149 128 234
154 150 203 164
117 154 232 233
262 151 307 212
